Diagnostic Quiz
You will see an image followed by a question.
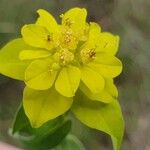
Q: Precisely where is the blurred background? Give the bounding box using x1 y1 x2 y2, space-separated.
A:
0 0 150 149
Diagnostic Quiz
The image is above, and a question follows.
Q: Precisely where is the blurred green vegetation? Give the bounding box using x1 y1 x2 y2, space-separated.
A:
0 0 150 149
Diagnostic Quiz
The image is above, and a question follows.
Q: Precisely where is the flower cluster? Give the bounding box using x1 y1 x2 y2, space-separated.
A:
11 7 123 127
0 8 124 150
20 8 122 99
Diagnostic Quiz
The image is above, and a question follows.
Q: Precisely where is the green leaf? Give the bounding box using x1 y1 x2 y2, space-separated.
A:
72 91 124 150
55 134 85 150
11 105 72 150
0 38 31 80
21 119 71 150
23 87 73 128
12 104 32 134
12 105 67 137
36 120 71 150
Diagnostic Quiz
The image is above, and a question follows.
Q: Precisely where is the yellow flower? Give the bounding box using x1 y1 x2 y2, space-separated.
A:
0 8 124 150
20 8 122 99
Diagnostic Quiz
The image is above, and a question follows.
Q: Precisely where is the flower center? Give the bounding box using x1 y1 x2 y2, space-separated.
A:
80 48 96 64
60 28 77 50
64 30 73 44
54 49 74 66
62 28 75 45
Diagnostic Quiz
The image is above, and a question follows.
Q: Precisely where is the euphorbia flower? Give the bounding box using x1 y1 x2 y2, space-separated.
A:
20 8 122 99
0 8 124 150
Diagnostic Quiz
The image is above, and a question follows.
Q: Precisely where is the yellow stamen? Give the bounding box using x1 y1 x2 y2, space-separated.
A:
64 30 73 44
54 49 74 66
64 18 74 27
80 48 96 64
47 34 53 42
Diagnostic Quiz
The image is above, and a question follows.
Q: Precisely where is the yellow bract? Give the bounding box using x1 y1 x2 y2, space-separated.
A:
61 8 87 39
36 9 59 33
20 7 122 99
0 8 124 150
21 24 56 50
55 65 81 97
18 7 123 128
23 87 73 128
25 58 57 90
19 50 51 60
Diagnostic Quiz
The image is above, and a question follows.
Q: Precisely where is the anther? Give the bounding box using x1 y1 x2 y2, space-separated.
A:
89 50 96 59
47 35 52 42
60 55 65 61
63 30 73 44
80 48 96 64
58 49 74 66
64 18 74 27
